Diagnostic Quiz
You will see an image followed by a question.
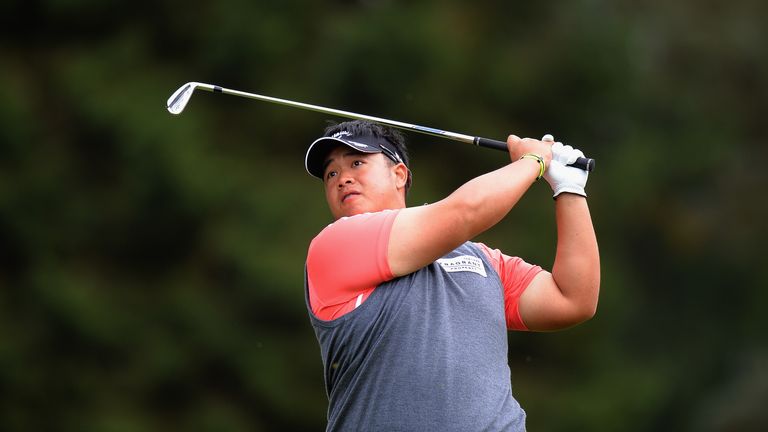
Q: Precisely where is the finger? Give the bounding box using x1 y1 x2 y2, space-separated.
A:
558 143 579 165
542 134 554 142
506 135 522 160
506 134 521 150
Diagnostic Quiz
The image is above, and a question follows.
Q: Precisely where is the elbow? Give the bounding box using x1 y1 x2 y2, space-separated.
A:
563 279 600 327
536 299 598 332
572 284 600 324
568 268 601 325
576 300 598 323
557 301 597 330
551 268 600 326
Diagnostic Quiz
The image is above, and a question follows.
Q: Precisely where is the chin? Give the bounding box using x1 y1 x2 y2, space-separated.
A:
334 205 370 219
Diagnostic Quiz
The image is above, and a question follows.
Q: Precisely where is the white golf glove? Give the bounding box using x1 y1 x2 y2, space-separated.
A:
543 141 589 198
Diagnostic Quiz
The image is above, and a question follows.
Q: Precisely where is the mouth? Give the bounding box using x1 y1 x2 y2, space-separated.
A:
341 192 361 203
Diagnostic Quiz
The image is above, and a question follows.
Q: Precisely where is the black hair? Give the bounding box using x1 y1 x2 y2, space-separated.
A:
323 120 412 191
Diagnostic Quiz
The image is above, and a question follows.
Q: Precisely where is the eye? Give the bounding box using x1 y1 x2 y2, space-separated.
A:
352 160 364 167
325 170 337 180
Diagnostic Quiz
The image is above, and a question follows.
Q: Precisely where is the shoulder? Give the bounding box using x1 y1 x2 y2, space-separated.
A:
320 209 399 234
309 209 401 256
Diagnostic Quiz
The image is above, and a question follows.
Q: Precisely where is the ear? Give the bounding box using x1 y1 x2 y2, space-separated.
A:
392 162 409 190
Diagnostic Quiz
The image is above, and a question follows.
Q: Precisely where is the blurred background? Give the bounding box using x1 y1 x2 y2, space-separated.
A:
1 0 767 430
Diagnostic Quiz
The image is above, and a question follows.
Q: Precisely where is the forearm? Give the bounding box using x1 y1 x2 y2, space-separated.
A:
445 158 541 238
388 134 553 277
388 158 540 276
551 194 600 316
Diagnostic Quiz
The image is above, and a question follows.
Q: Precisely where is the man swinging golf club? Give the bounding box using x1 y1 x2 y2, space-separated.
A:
303 120 600 431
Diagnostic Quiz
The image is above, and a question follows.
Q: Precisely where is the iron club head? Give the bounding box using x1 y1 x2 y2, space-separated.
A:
166 82 199 115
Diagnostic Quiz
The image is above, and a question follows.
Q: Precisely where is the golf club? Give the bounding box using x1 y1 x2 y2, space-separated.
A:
167 82 595 171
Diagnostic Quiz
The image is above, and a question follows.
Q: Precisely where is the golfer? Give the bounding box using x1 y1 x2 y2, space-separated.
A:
303 120 599 431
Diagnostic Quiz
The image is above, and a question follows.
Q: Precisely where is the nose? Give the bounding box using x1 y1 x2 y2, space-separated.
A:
336 169 355 188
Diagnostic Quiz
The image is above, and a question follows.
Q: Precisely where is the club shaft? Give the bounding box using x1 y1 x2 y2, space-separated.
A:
177 83 595 171
197 83 476 144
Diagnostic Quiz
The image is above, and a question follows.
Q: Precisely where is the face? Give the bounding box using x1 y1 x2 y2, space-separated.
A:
322 145 408 219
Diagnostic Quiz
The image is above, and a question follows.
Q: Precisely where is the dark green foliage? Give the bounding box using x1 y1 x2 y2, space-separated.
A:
1 0 766 430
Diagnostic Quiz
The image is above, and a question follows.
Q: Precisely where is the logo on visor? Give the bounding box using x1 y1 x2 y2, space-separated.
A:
331 131 371 149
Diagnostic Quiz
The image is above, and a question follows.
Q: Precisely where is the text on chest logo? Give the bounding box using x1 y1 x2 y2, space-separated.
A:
436 255 487 277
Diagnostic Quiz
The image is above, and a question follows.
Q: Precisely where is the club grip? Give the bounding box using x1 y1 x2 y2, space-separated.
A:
474 137 595 172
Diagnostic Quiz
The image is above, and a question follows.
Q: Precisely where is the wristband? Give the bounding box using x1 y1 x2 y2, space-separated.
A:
520 153 546 180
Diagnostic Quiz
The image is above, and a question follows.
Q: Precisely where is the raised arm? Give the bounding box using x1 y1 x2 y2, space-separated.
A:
387 135 552 277
518 142 600 331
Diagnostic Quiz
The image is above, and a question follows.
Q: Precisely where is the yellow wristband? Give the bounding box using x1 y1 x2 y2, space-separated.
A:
520 153 546 180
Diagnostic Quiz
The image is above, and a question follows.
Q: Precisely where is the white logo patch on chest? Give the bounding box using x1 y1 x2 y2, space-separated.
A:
436 255 487 277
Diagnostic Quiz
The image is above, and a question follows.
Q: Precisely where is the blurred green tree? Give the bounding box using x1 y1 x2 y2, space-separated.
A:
0 0 766 430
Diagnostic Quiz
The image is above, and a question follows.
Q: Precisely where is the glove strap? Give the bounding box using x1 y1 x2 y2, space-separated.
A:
520 153 546 180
